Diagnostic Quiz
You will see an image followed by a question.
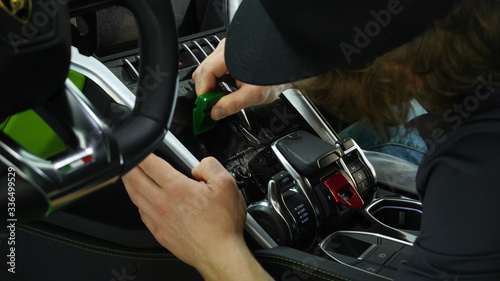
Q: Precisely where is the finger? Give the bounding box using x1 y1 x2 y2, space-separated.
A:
139 154 201 193
139 154 186 184
210 85 270 120
138 209 157 234
192 39 228 96
123 175 157 213
192 157 236 191
122 166 162 206
191 157 226 181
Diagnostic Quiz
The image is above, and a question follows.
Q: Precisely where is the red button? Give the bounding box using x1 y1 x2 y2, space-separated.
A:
322 172 364 210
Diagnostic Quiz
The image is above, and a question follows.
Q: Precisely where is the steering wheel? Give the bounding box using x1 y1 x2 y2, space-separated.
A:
0 0 178 221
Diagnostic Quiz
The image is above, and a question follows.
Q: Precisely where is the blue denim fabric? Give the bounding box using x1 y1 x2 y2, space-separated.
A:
362 150 419 191
339 100 427 166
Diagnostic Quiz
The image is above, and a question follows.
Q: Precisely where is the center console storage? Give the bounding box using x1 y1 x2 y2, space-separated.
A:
366 198 422 235
320 231 413 279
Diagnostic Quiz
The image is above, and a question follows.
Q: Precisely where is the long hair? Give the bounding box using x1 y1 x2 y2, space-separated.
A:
295 0 500 134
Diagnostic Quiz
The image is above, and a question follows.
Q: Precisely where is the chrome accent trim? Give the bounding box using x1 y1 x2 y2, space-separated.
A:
319 230 413 280
123 58 139 80
212 35 221 43
182 43 201 65
245 214 279 249
70 47 135 108
362 198 421 243
247 200 271 209
358 244 378 261
337 158 359 193
203 38 216 51
267 180 295 243
193 41 208 58
0 78 121 214
319 230 414 249
271 141 321 229
365 198 422 212
48 80 121 198
281 89 338 144
238 108 252 130
162 132 200 170
51 176 119 208
239 125 260 145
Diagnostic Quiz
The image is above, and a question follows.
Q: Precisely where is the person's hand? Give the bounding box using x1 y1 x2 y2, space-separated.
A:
192 38 290 120
122 154 273 281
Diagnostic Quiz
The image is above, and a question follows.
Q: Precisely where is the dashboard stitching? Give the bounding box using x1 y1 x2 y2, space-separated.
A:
259 260 347 281
256 255 353 281
19 225 178 260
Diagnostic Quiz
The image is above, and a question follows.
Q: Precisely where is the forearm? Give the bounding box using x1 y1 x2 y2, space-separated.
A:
197 237 274 281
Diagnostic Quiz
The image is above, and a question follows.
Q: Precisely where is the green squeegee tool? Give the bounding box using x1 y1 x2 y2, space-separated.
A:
193 91 224 135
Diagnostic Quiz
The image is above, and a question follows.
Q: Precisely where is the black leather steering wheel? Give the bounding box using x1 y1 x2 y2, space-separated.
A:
0 0 178 221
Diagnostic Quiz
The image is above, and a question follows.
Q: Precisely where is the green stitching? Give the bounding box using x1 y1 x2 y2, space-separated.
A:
18 227 180 262
260 260 338 281
256 255 352 281
19 224 174 257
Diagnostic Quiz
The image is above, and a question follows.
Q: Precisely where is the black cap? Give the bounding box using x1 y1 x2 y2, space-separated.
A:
225 0 456 86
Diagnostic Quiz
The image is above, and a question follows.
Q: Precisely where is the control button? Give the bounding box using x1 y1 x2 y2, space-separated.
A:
338 137 355 150
357 180 369 195
378 267 398 279
347 162 362 173
272 171 295 190
233 166 250 181
352 261 381 273
365 245 397 265
323 172 364 210
352 169 367 184
387 249 412 269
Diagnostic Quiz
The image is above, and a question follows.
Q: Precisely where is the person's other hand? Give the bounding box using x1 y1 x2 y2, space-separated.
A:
192 38 290 120
122 155 273 280
123 154 246 266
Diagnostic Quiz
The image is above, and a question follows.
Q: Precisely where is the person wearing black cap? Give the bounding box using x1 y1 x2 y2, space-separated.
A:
123 0 500 280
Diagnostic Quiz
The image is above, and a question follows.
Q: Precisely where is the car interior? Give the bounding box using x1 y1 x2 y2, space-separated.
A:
0 1 423 280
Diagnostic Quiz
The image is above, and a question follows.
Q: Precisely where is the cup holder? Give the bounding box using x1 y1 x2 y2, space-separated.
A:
366 199 422 233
